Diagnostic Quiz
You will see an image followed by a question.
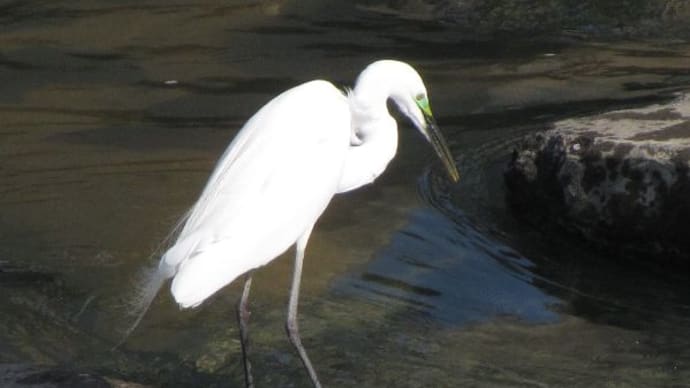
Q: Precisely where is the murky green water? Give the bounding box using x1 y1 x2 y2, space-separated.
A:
2 1 690 387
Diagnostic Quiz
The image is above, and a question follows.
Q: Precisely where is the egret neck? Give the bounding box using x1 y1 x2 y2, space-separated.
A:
336 79 401 193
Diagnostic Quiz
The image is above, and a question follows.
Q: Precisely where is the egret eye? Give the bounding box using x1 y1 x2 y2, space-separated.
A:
415 93 426 102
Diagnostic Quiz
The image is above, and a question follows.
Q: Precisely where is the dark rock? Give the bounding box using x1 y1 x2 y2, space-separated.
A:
505 92 690 263
0 364 147 388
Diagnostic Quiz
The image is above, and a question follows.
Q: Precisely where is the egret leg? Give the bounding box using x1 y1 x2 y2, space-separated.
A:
237 274 254 388
286 227 322 388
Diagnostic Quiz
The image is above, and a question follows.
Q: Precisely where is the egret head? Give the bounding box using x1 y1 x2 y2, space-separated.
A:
375 60 460 183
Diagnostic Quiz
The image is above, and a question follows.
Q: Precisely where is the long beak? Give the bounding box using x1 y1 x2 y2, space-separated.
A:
424 113 460 183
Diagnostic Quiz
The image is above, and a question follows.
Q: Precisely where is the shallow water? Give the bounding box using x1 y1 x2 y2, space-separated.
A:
2 1 690 387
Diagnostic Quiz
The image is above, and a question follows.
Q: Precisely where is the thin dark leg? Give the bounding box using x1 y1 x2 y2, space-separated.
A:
237 274 254 388
286 227 322 388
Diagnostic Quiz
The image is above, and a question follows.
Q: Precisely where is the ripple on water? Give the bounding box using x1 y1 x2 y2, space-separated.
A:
337 167 562 326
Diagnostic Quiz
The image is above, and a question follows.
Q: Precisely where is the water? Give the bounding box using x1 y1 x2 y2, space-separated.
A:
2 1 690 386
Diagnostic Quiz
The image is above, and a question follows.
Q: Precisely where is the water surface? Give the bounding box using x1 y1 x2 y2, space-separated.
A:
1 1 690 387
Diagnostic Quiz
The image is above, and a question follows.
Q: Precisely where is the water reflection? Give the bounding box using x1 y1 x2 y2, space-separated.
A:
340 205 561 325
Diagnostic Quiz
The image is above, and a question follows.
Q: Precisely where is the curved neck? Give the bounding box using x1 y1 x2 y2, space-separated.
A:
336 85 398 193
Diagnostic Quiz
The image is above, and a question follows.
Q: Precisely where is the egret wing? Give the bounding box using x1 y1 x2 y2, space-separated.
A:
162 80 351 307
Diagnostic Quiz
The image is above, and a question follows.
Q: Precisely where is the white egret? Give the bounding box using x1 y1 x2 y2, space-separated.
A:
127 59 459 388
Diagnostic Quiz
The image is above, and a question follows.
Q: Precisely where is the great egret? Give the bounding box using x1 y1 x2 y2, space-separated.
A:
130 60 459 388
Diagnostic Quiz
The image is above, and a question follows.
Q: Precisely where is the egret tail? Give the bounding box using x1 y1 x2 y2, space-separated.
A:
112 263 168 350
113 210 192 350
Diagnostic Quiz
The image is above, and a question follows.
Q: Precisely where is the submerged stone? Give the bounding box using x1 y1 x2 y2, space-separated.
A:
505 92 690 263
